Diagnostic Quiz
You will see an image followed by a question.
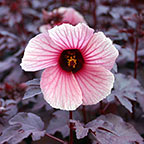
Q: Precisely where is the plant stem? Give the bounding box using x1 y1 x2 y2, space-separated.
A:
132 37 139 119
69 111 73 144
92 0 97 29
61 0 65 5
82 106 87 124
46 133 66 144
134 37 139 78
103 103 110 113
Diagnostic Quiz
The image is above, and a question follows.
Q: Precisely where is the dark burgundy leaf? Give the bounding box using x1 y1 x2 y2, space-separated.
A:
0 112 45 144
47 110 82 138
73 114 143 144
107 73 144 112
23 79 42 100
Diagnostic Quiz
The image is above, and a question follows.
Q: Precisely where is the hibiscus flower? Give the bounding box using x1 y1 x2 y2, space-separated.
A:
21 23 119 110
39 7 86 32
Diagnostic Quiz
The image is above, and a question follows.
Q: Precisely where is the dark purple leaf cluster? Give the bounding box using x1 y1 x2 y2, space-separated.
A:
72 114 143 144
0 0 144 144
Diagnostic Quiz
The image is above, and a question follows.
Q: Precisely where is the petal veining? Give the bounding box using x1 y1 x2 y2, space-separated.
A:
82 32 119 70
40 65 83 110
74 64 114 105
48 23 94 50
20 33 62 71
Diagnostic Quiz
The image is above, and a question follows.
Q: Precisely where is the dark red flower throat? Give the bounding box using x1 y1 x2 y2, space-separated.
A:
59 49 84 73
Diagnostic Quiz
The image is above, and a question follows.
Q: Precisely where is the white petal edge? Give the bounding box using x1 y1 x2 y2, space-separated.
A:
82 32 119 70
74 64 115 105
20 32 62 71
40 65 83 110
48 23 94 50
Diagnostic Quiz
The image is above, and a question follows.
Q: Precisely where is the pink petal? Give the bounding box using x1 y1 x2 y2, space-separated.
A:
39 24 52 33
39 7 86 33
59 7 87 25
74 64 114 105
48 23 94 50
20 33 62 71
40 65 82 110
82 32 119 70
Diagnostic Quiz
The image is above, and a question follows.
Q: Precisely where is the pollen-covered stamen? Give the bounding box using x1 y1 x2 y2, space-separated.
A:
59 49 84 73
67 56 77 68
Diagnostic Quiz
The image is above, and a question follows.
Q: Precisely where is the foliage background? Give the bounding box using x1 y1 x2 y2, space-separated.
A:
0 0 144 144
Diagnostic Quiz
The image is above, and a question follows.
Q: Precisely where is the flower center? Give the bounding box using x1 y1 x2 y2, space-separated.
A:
59 49 84 73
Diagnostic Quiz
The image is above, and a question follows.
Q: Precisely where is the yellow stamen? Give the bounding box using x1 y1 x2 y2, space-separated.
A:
67 56 77 68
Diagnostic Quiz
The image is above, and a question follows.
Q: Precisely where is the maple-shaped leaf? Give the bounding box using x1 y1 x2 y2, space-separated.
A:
136 93 144 112
47 110 82 138
0 57 17 73
23 78 42 100
22 95 52 111
109 6 137 20
0 112 45 144
107 73 144 112
73 114 143 144
96 5 109 16
5 65 24 83
114 44 134 65
22 79 52 111
94 114 143 144
71 119 109 140
0 99 17 120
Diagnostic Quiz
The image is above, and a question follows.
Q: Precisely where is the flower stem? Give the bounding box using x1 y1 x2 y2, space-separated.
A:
69 111 73 144
134 37 139 78
46 133 66 144
82 105 87 124
61 0 65 5
92 0 97 29
132 37 139 119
